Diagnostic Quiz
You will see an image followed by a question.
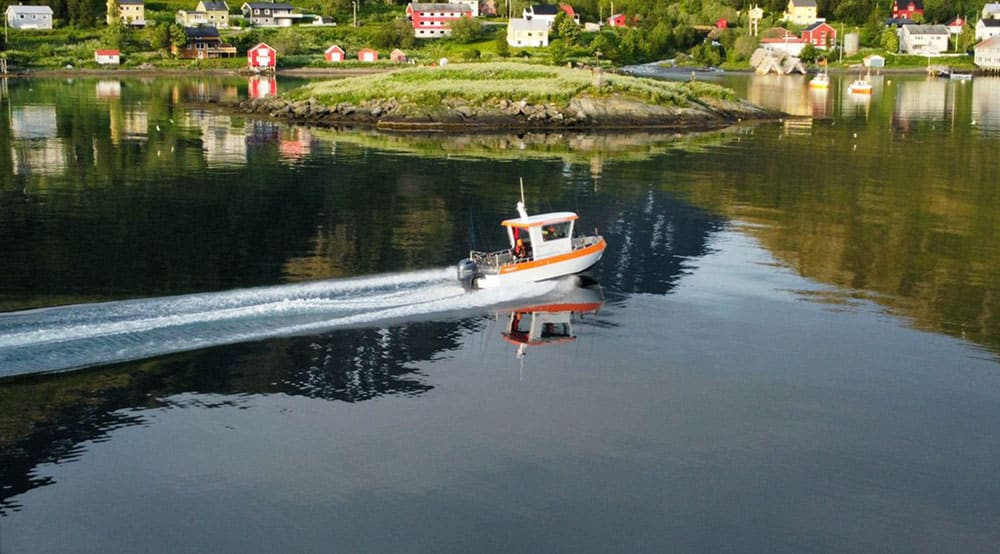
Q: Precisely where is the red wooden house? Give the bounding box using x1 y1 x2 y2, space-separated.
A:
358 48 378 62
247 42 276 71
325 44 345 62
891 0 924 20
405 2 472 38
607 13 628 27
801 21 836 48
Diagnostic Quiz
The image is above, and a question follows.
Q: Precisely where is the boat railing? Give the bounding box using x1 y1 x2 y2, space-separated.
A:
470 248 514 270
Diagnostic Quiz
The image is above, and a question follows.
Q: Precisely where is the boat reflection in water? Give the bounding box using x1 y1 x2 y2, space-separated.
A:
500 284 604 358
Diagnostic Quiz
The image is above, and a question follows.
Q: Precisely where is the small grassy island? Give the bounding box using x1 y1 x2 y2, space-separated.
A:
238 62 777 131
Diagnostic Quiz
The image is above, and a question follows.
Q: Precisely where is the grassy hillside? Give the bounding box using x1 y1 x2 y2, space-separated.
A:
288 62 737 108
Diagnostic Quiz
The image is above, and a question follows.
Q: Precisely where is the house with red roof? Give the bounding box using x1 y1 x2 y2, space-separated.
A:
801 21 836 48
95 49 121 65
891 0 923 20
325 45 345 62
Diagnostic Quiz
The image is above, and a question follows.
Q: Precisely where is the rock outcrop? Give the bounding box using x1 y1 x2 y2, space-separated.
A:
235 92 777 131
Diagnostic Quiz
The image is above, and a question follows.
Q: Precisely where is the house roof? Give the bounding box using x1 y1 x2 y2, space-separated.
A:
529 4 559 15
791 0 817 7
185 26 220 38
119 0 144 5
243 2 292 9
509 17 550 32
905 24 948 35
95 49 121 55
980 19 1000 27
4 5 54 14
975 34 1000 49
985 2 1000 12
410 3 471 10
325 44 344 52
893 0 923 9
803 21 833 31
199 1 228 10
250 42 275 51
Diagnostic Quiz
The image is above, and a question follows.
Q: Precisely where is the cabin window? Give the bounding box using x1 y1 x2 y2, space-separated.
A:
541 222 571 242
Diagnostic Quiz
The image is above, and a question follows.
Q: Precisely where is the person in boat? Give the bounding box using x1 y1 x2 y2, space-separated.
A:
514 239 528 259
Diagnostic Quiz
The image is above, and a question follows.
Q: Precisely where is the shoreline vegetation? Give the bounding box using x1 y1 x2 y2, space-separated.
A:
234 62 779 131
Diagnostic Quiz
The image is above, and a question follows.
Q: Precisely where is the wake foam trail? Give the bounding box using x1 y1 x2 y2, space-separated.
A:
0 269 562 378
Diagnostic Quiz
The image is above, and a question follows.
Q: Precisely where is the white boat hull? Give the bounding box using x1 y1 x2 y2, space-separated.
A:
475 238 605 289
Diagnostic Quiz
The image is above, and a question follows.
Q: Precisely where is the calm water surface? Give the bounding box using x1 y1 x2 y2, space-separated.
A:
1 74 999 552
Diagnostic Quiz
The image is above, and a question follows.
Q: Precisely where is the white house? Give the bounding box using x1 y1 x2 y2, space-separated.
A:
5 5 53 29
95 49 121 65
507 17 549 47
982 3 1000 19
900 24 949 55
241 2 302 26
523 4 559 25
974 34 1000 69
976 18 1000 41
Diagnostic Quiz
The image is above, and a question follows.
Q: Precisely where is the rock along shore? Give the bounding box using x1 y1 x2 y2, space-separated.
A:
235 93 780 132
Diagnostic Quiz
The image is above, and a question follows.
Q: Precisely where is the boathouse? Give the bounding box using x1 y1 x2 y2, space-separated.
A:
324 45 346 62
247 42 276 71
95 49 121 65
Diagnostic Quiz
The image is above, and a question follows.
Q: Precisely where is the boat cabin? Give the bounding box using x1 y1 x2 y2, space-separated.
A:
501 209 577 262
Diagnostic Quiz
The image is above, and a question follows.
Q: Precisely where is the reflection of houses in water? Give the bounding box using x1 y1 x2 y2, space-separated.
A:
244 119 281 155
96 80 121 99
10 105 67 175
745 74 811 116
971 78 1000 134
278 127 313 161
11 138 68 176
11 105 57 139
502 286 604 358
109 110 149 144
184 110 248 166
892 78 951 132
248 76 277 98
170 81 239 104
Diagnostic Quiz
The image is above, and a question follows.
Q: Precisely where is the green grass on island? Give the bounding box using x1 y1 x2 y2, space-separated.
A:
287 62 738 109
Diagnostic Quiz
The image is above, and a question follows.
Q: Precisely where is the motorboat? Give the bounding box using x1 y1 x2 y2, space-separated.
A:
457 200 606 290
501 285 604 357
848 70 873 95
809 70 829 89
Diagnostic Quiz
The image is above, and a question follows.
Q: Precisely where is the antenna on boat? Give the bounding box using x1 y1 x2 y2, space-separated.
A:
517 178 529 219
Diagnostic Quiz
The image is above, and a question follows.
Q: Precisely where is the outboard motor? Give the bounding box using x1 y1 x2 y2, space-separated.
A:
456 258 479 291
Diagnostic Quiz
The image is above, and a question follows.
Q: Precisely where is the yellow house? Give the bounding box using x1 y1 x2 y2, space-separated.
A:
783 0 817 26
109 0 146 26
197 1 229 28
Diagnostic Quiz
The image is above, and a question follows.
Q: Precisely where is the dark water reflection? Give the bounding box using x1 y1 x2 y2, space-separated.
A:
2 75 1000 551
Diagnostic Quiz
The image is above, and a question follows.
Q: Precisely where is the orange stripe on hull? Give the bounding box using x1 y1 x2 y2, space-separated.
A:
498 238 606 275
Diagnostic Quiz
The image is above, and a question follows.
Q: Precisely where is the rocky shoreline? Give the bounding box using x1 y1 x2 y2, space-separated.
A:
235 93 781 131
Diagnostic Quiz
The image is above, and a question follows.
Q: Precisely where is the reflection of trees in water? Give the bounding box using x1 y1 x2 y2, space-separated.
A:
281 322 465 402
588 188 726 295
0 319 472 514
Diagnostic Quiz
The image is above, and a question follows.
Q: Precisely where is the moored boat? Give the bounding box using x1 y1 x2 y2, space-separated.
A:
809 69 829 89
848 78 872 95
457 200 606 290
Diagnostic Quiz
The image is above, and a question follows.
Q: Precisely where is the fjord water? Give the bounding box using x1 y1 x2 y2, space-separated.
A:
1 75 999 552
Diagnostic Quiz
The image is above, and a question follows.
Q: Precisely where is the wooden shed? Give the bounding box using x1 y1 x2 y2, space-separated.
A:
358 48 378 62
247 42 276 71
325 44 345 62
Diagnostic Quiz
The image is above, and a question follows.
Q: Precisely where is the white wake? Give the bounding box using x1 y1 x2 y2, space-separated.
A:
0 269 564 378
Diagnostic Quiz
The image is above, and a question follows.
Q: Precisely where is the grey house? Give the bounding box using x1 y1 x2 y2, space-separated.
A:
5 5 54 30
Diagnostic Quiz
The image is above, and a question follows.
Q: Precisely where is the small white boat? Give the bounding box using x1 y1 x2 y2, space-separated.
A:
809 71 829 89
848 78 872 95
457 201 606 290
